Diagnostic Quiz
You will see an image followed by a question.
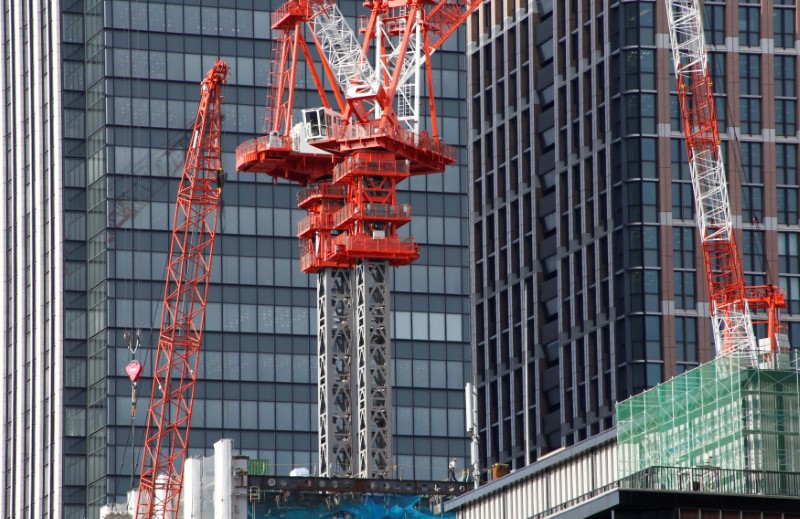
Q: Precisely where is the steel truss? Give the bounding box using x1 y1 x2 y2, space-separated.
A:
355 260 392 478
318 268 355 477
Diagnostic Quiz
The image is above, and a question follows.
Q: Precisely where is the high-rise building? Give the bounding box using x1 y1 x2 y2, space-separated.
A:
468 0 800 473
0 1 470 517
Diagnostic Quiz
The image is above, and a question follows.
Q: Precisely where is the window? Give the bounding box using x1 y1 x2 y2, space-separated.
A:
674 271 696 310
775 144 800 225
776 56 796 97
670 140 689 180
741 185 764 222
740 98 761 134
623 3 655 46
673 227 695 269
675 316 698 373
740 142 763 223
739 54 760 96
639 3 655 46
740 142 762 183
779 233 800 274
627 181 658 223
775 57 797 137
775 6 796 49
673 227 695 310
670 95 681 132
708 52 726 94
672 183 693 221
780 275 800 314
777 144 798 185
628 225 659 267
704 4 725 46
716 97 727 131
671 140 693 220
625 138 657 179
629 315 662 361
776 99 797 137
624 49 655 91
789 321 800 350
625 94 656 134
778 188 798 226
630 270 660 312
738 6 760 47
538 38 553 65
742 230 765 273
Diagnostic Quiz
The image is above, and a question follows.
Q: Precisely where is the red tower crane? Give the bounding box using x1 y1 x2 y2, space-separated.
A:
236 0 479 478
135 59 228 519
664 0 785 357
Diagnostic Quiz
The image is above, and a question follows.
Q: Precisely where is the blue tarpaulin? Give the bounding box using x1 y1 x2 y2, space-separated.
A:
248 493 455 519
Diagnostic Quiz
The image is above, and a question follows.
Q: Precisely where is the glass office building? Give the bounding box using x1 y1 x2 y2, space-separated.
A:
468 0 800 473
1 1 470 517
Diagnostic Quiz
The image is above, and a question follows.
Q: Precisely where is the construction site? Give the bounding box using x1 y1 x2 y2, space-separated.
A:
616 0 800 495
617 351 800 493
447 0 800 515
97 0 480 518
95 0 800 517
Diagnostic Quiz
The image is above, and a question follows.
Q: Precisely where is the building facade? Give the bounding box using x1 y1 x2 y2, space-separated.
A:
468 0 800 473
1 1 471 517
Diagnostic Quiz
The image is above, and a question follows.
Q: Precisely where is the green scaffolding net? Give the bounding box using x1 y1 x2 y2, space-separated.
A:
617 351 800 484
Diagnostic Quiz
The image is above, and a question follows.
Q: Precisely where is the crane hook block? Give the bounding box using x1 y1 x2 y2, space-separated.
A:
216 167 226 193
126 360 144 383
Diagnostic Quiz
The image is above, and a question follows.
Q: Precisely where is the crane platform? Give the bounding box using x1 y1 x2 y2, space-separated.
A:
235 135 340 185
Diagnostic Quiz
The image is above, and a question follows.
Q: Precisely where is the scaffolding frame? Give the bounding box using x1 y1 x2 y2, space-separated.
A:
617 352 800 481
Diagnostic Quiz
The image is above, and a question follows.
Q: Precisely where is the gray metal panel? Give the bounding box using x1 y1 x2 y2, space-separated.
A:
356 260 392 478
318 268 356 477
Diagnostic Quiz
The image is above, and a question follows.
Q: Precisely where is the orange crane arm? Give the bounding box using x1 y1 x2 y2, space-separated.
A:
665 0 784 355
135 59 228 519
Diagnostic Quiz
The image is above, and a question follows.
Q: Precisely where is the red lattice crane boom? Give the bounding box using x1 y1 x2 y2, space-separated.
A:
135 59 228 519
665 0 784 357
236 0 479 478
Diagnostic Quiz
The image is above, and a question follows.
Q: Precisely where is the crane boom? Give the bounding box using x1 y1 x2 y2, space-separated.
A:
665 0 785 357
665 0 755 357
135 59 228 519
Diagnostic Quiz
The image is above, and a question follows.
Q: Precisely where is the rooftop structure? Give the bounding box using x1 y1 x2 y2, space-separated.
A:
445 426 800 519
617 351 800 488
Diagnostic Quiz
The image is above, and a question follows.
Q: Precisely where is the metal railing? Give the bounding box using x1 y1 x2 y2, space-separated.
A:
619 465 800 497
529 467 800 519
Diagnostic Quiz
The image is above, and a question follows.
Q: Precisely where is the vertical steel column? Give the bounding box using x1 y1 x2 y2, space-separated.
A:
355 260 393 478
318 268 356 477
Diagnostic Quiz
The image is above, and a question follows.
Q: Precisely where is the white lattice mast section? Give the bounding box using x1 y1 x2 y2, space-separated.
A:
377 7 423 132
307 0 377 99
356 260 392 478
318 269 356 477
665 0 756 359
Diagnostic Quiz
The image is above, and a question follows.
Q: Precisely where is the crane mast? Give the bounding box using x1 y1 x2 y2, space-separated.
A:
237 0 479 478
135 59 228 519
664 0 784 358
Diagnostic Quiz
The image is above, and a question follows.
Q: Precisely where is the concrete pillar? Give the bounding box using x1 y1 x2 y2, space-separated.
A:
213 439 233 519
